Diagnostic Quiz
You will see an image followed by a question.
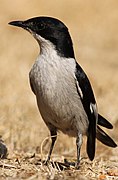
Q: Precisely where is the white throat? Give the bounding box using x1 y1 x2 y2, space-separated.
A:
31 31 56 56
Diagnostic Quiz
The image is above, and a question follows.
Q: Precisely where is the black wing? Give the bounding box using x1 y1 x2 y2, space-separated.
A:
75 62 97 160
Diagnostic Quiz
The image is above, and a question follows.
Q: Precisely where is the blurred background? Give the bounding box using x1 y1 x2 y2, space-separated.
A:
0 0 118 159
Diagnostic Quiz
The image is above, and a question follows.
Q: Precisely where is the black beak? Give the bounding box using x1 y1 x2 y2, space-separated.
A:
8 21 27 29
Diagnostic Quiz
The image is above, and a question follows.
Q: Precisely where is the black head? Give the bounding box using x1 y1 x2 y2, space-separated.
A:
9 16 75 58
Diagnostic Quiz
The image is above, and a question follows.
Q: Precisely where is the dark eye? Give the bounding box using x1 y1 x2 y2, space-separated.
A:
39 23 45 30
40 23 44 27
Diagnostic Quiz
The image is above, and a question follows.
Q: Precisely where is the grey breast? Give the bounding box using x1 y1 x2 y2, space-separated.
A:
29 55 88 137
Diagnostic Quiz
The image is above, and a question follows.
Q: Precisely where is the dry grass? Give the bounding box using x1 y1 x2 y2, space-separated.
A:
0 152 117 180
0 0 118 179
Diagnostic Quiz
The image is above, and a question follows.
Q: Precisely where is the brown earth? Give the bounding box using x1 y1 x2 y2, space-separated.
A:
0 1 118 179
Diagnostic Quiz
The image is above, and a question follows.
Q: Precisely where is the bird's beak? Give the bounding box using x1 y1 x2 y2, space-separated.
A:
8 21 27 29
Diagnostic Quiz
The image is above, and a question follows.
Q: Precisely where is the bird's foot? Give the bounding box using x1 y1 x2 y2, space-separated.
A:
43 157 50 166
75 161 80 169
64 158 75 167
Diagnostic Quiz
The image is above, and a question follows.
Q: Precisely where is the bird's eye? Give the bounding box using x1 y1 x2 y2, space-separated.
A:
40 23 43 27
39 23 45 30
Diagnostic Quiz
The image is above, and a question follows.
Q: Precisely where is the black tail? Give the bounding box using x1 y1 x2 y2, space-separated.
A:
87 114 96 161
96 126 117 147
98 114 113 129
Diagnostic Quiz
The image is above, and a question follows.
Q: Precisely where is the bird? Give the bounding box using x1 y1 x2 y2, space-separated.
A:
9 16 117 167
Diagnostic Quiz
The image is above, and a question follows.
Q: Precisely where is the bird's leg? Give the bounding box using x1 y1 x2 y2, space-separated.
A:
46 129 57 163
76 133 83 169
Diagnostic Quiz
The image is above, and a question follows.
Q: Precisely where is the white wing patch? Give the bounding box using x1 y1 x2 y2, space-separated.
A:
90 103 98 121
90 103 97 113
76 80 83 98
90 103 94 113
